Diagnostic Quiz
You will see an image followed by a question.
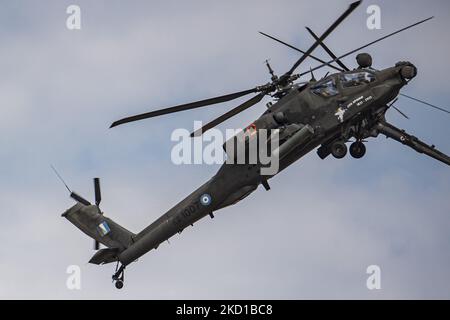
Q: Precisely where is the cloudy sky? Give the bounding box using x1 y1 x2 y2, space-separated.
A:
0 0 449 299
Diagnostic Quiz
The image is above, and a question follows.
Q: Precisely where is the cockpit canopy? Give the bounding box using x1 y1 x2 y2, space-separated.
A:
340 71 375 88
311 78 339 97
310 70 376 97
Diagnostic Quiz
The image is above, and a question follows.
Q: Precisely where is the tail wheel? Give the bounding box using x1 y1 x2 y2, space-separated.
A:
350 141 366 158
115 280 124 289
331 141 347 159
112 263 125 289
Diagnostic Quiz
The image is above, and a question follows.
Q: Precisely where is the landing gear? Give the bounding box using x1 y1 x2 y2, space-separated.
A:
331 141 347 159
350 141 366 158
112 263 126 289
115 280 124 289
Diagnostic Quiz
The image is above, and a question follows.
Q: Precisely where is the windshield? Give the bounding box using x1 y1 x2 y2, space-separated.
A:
311 78 338 97
340 71 375 88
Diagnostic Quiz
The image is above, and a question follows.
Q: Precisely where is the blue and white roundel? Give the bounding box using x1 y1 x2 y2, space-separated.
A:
200 193 212 206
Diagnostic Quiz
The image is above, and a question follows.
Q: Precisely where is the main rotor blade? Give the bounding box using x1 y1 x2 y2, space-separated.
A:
305 27 350 71
400 93 450 114
190 92 265 137
94 177 101 207
70 192 91 206
258 31 343 72
283 0 361 78
110 88 259 128
300 16 434 77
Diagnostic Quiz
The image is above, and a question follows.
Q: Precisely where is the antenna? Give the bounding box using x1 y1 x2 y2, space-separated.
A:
51 164 91 206
309 67 316 82
321 71 330 80
50 165 71 193
265 59 278 81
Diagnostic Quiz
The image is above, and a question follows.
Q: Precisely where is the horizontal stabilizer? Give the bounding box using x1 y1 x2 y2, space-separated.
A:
89 248 120 265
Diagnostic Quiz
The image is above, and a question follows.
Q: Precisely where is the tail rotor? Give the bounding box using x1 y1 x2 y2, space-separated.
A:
93 177 102 250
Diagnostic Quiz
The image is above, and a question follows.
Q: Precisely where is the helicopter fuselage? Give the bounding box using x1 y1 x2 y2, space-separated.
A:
117 64 411 266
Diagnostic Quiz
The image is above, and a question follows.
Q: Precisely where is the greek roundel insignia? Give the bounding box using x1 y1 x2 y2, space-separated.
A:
200 193 212 206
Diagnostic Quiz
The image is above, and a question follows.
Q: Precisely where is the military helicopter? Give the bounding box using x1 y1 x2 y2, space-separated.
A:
61 1 450 289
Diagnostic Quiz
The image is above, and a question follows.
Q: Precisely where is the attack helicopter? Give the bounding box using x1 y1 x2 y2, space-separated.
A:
61 1 450 289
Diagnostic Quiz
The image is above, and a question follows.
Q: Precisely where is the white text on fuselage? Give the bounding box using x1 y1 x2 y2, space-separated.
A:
335 95 373 123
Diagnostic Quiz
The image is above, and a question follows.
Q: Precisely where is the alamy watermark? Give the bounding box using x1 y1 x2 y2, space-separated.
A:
66 5 81 30
366 264 381 290
171 121 280 176
366 4 381 30
66 264 81 290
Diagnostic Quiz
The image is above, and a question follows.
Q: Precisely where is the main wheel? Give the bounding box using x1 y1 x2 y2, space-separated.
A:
331 141 347 159
349 141 366 159
115 280 124 289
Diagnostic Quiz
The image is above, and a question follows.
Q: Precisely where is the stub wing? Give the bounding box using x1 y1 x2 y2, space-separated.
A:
375 121 450 166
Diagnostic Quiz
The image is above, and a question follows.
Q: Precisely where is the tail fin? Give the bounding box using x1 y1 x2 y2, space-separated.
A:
62 203 135 264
